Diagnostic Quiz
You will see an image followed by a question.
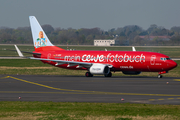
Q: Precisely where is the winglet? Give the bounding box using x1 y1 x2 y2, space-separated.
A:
14 45 24 57
132 46 136 51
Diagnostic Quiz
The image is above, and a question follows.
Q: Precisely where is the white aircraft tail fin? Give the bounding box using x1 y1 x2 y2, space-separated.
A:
29 16 54 49
29 16 64 51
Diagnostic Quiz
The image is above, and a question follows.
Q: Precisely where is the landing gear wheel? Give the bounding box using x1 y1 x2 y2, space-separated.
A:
105 72 112 77
85 72 93 77
158 74 162 78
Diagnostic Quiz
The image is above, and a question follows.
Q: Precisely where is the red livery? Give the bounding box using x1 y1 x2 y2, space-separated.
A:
15 16 177 78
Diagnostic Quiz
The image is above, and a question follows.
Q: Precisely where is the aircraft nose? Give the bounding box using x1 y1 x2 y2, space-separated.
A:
168 60 177 70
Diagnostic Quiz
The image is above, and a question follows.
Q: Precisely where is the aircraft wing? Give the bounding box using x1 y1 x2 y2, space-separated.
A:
29 57 113 68
30 57 92 67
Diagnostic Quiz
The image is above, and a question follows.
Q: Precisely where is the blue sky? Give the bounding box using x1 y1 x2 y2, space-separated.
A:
0 0 180 30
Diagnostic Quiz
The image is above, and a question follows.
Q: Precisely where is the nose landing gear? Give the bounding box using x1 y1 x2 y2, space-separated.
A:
157 74 162 78
157 71 167 78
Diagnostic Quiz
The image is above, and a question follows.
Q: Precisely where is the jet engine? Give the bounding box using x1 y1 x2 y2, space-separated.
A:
89 64 110 75
122 71 141 75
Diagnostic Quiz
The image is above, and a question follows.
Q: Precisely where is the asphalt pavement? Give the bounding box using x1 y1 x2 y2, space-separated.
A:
0 75 180 104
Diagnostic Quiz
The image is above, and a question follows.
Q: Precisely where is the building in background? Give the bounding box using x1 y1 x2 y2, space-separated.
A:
94 39 120 46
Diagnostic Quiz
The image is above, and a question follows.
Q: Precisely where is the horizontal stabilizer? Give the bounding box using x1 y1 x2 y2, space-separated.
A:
14 45 41 58
9 46 41 55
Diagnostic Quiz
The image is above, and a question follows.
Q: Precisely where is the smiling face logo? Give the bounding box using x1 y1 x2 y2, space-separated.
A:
35 31 47 48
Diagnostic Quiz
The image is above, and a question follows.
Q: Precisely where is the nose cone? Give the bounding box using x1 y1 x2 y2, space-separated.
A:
168 60 177 70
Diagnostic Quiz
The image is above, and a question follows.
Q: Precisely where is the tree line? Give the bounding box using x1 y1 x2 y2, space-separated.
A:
0 24 180 46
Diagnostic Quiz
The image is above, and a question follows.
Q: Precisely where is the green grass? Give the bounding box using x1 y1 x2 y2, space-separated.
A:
0 59 49 67
0 101 180 119
1 45 180 57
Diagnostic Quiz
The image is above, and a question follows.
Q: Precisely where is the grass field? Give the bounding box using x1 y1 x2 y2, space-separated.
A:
1 44 180 58
0 101 180 120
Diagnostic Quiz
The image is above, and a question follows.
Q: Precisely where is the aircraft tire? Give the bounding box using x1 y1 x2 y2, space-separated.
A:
158 74 162 78
105 72 112 77
85 72 93 77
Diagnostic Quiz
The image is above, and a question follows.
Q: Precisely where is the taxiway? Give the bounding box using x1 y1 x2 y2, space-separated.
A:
0 75 180 104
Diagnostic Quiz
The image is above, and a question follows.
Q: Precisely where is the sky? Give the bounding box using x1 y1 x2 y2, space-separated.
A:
0 0 180 31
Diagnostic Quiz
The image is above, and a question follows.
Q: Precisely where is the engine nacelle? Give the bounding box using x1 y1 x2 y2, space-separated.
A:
122 71 141 75
89 64 110 75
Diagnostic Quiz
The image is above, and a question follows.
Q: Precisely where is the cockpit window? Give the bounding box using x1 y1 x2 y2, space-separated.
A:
160 58 171 60
166 58 171 60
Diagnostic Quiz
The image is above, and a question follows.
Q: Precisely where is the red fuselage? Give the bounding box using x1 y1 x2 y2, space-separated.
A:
34 49 177 73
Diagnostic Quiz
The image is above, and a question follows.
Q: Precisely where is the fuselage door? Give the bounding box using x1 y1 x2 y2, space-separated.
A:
150 55 156 65
47 53 51 63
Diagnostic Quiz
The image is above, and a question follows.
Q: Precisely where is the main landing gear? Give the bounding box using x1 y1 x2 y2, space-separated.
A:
105 72 112 77
85 72 93 77
85 72 112 77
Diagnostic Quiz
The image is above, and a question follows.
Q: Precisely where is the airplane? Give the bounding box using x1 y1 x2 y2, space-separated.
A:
14 16 177 78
